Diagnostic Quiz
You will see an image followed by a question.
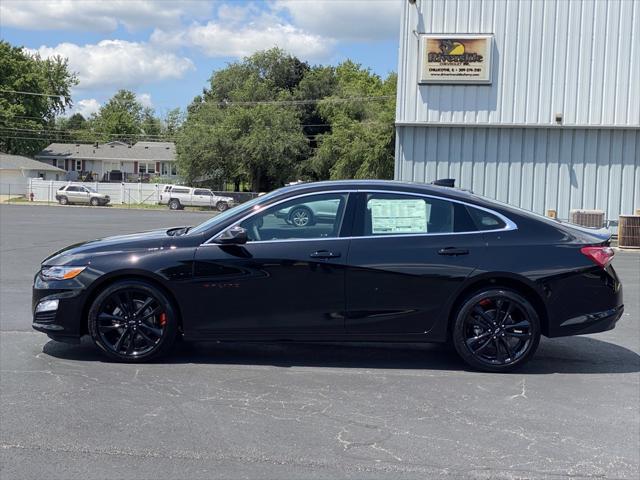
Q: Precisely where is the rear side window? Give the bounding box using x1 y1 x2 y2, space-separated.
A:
358 193 507 236
363 193 454 235
466 206 506 231
171 188 190 194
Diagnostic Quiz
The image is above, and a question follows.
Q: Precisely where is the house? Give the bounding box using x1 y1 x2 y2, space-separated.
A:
395 0 639 225
0 152 66 194
34 141 177 182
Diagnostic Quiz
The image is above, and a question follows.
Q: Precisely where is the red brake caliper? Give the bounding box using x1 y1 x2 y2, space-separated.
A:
159 312 167 327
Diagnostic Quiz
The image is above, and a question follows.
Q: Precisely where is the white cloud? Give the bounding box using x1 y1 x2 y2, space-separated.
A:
70 98 101 118
28 40 194 90
138 93 153 108
275 0 401 41
0 0 209 32
151 8 334 61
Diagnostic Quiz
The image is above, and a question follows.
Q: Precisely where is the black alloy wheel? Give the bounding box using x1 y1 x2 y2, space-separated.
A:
289 206 313 227
88 280 178 362
452 289 540 372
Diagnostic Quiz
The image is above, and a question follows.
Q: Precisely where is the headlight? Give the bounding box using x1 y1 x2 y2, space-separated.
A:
41 266 86 280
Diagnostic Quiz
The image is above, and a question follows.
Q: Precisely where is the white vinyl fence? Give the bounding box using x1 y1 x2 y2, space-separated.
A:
28 178 166 204
25 179 260 206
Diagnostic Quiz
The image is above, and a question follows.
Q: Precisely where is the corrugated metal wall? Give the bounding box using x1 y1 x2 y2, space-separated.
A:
397 0 640 127
395 126 639 222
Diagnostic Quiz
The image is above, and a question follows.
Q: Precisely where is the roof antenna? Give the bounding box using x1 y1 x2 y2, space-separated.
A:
432 178 455 188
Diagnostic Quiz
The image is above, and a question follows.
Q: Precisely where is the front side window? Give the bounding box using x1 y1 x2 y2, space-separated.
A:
194 189 212 196
238 193 348 242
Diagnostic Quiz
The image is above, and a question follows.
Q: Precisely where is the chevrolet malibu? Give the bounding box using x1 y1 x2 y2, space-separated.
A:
32 180 623 372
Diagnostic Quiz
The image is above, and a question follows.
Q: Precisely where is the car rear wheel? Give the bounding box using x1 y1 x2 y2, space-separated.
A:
88 280 178 362
169 199 181 210
216 201 228 212
289 206 313 227
90 197 100 207
59 196 68 205
452 288 540 372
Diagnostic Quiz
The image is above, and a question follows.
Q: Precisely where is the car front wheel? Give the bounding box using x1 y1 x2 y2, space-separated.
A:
216 201 228 212
169 199 181 210
451 288 541 372
88 280 178 362
90 197 100 206
59 196 68 205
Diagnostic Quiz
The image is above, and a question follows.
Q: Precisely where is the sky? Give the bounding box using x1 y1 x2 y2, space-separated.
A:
0 0 401 119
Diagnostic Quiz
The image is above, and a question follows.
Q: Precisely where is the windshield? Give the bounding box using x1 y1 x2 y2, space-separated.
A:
188 189 281 235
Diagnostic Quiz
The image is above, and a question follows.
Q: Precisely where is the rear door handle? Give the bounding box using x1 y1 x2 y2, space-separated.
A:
438 247 469 256
310 250 341 259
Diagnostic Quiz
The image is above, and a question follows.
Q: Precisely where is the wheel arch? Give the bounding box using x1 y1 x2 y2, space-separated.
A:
80 270 184 335
446 274 550 338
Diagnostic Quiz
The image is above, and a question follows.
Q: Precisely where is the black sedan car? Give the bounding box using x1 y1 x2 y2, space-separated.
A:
32 180 623 371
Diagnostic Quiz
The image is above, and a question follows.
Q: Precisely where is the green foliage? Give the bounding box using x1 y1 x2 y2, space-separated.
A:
177 48 309 191
0 40 77 155
311 64 396 180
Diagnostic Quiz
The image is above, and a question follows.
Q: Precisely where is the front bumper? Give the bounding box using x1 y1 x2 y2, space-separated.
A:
32 276 88 343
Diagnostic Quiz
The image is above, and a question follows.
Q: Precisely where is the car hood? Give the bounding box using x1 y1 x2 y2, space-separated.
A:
42 228 186 266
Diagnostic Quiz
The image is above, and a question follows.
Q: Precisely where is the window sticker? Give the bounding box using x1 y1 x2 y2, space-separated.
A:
369 199 428 234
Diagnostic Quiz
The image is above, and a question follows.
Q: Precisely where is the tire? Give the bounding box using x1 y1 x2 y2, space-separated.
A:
169 199 181 210
216 201 228 212
289 206 314 227
451 288 541 372
87 280 179 362
59 196 68 205
90 197 100 207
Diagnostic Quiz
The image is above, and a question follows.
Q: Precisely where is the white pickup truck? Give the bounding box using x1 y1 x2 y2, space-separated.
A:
159 186 235 211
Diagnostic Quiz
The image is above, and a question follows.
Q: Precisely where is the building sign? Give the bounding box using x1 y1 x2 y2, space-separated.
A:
419 34 493 84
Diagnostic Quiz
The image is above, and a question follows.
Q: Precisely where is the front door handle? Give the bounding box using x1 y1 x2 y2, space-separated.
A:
438 247 469 256
310 250 341 259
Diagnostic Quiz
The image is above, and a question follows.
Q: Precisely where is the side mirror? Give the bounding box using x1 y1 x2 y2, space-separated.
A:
214 226 248 245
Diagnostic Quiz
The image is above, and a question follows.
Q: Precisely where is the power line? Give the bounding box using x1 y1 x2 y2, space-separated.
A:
0 89 67 99
1 87 393 105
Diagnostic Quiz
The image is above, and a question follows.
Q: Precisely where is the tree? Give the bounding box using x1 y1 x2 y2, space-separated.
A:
310 63 396 180
81 90 166 143
89 90 143 142
141 107 162 137
163 108 183 136
0 40 77 155
65 113 86 131
177 48 310 191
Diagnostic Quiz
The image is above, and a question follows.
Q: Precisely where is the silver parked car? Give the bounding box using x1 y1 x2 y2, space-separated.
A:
274 198 341 227
56 185 110 206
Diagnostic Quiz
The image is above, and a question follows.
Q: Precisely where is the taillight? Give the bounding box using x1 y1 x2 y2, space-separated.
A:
580 246 615 268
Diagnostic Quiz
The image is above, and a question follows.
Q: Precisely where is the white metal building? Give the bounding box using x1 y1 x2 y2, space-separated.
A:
395 0 639 225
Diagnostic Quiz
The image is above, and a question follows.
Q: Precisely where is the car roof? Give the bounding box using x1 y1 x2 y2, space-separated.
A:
275 179 476 201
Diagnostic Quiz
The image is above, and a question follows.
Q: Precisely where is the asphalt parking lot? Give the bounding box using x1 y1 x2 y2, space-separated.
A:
1 204 638 479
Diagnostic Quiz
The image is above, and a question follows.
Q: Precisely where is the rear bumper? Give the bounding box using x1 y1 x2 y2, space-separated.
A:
547 304 624 337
